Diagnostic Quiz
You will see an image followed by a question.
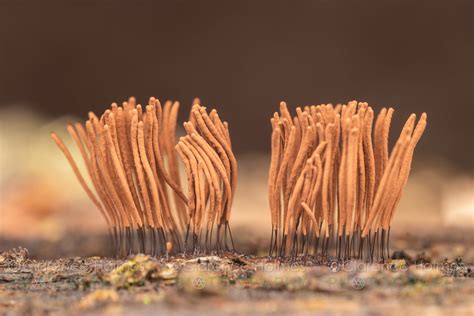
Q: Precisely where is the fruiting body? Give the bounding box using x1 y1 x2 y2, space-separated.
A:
52 97 237 257
268 101 427 261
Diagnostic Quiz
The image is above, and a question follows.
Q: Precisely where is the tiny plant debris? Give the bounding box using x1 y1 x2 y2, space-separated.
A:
51 97 237 257
267 101 427 261
77 289 119 309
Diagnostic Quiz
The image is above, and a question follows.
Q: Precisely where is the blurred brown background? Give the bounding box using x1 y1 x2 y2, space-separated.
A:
0 0 472 257
0 0 472 168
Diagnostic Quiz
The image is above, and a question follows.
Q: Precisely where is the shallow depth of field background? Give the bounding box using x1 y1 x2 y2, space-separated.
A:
0 0 472 256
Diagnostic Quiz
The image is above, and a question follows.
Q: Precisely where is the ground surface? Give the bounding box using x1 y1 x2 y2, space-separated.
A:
0 234 473 316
